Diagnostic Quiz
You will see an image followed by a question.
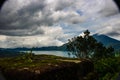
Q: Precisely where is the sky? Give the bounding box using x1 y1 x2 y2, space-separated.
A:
0 0 120 48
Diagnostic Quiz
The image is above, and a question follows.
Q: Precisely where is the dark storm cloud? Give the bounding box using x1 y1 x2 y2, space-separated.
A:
106 32 120 36
53 0 73 11
0 27 44 36
18 0 45 16
106 23 120 37
0 0 119 38
0 0 78 36
0 0 48 36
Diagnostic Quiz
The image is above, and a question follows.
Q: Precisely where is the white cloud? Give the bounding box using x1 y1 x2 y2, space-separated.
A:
0 26 64 48
0 0 120 48
94 14 120 40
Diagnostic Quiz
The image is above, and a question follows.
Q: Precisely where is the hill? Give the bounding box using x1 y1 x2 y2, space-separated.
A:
93 34 120 50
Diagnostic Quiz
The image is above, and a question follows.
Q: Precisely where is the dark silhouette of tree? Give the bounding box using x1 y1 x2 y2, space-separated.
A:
106 46 114 57
67 30 114 58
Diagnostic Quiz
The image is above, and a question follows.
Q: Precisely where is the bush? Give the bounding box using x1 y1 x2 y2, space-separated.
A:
94 56 120 80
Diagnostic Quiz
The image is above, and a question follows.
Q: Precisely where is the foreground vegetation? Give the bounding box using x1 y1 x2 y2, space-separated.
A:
0 54 76 70
0 54 95 80
0 51 120 80
67 30 120 80
94 55 120 80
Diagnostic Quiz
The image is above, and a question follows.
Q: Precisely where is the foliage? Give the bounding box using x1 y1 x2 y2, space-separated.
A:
21 49 34 63
93 52 120 80
67 30 114 59
115 50 120 57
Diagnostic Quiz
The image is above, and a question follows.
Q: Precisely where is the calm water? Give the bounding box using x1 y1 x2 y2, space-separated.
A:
31 51 73 57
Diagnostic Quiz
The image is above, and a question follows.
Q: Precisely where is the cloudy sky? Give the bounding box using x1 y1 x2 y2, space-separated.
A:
0 0 120 48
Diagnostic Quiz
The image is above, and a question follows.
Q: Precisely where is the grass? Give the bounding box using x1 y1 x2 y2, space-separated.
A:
0 54 80 72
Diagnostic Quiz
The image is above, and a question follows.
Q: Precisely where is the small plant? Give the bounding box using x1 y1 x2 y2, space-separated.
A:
22 49 34 63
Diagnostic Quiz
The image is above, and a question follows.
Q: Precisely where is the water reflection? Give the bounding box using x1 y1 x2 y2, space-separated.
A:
32 51 74 58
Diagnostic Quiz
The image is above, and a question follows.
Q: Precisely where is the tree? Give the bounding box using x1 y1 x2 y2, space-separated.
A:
67 30 114 58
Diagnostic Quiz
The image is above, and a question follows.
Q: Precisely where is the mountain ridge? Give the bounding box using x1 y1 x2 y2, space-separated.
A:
93 34 120 50
0 34 120 51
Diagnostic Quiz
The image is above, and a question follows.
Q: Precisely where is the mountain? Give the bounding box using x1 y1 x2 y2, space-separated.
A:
0 34 119 52
93 34 120 50
60 34 120 51
0 46 66 52
0 48 24 57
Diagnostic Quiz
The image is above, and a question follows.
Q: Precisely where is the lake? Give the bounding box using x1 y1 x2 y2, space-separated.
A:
31 51 74 58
